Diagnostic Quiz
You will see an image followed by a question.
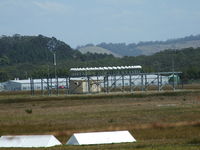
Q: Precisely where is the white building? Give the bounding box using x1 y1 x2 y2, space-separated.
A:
1 74 171 92
73 75 169 87
107 75 169 87
0 83 4 91
3 78 67 91
69 77 102 94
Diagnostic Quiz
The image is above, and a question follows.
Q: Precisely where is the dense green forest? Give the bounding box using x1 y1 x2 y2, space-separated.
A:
0 35 200 82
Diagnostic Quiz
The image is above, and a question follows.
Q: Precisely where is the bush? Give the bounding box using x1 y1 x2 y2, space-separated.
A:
25 108 32 114
188 138 200 145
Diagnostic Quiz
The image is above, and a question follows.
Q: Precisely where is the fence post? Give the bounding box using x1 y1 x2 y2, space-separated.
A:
30 78 34 96
141 74 144 91
41 78 44 95
56 77 59 95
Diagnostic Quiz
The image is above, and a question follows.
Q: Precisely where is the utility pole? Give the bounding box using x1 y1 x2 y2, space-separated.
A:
172 50 175 91
53 52 57 80
47 37 58 95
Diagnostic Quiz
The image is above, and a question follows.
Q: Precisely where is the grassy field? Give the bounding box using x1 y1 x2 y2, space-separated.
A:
0 90 200 149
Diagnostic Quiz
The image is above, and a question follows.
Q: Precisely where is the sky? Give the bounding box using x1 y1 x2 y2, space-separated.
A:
0 0 200 48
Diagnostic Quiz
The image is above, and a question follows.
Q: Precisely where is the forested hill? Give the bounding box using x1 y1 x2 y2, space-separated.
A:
96 34 200 56
0 34 80 65
0 34 114 81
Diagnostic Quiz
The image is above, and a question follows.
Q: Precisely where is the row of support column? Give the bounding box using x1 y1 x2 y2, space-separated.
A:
102 74 177 93
29 73 179 95
30 77 69 96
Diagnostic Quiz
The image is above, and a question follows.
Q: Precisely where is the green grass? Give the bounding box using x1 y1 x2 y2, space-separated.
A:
0 89 199 103
0 90 200 149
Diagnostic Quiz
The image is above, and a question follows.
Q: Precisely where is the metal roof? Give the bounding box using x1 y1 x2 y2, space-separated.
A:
70 65 142 72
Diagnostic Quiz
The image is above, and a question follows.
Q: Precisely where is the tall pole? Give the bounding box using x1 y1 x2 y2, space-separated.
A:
54 52 57 79
47 37 58 95
172 50 175 91
54 52 58 95
129 74 132 92
46 49 50 96
141 74 144 91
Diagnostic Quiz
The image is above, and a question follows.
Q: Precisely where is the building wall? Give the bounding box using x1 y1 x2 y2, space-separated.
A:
3 79 67 91
69 80 101 94
90 82 101 93
1 75 170 92
0 83 4 91
4 81 21 91
69 80 84 94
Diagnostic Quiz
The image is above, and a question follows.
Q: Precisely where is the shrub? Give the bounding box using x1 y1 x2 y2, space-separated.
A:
188 138 200 144
25 109 32 114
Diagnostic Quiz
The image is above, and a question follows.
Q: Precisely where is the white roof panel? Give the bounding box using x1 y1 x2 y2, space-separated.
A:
124 66 129 69
69 65 142 72
99 67 104 70
79 68 85 71
0 135 61 148
94 67 99 70
132 65 142 69
103 67 109 70
67 130 136 145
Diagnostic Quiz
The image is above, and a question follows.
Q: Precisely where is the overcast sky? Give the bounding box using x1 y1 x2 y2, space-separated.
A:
0 0 200 48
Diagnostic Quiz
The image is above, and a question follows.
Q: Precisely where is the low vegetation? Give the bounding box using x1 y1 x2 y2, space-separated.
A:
0 90 200 149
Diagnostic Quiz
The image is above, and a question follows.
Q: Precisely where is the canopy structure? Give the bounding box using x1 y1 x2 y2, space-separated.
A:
70 65 142 72
66 130 136 145
70 65 142 77
0 135 62 148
